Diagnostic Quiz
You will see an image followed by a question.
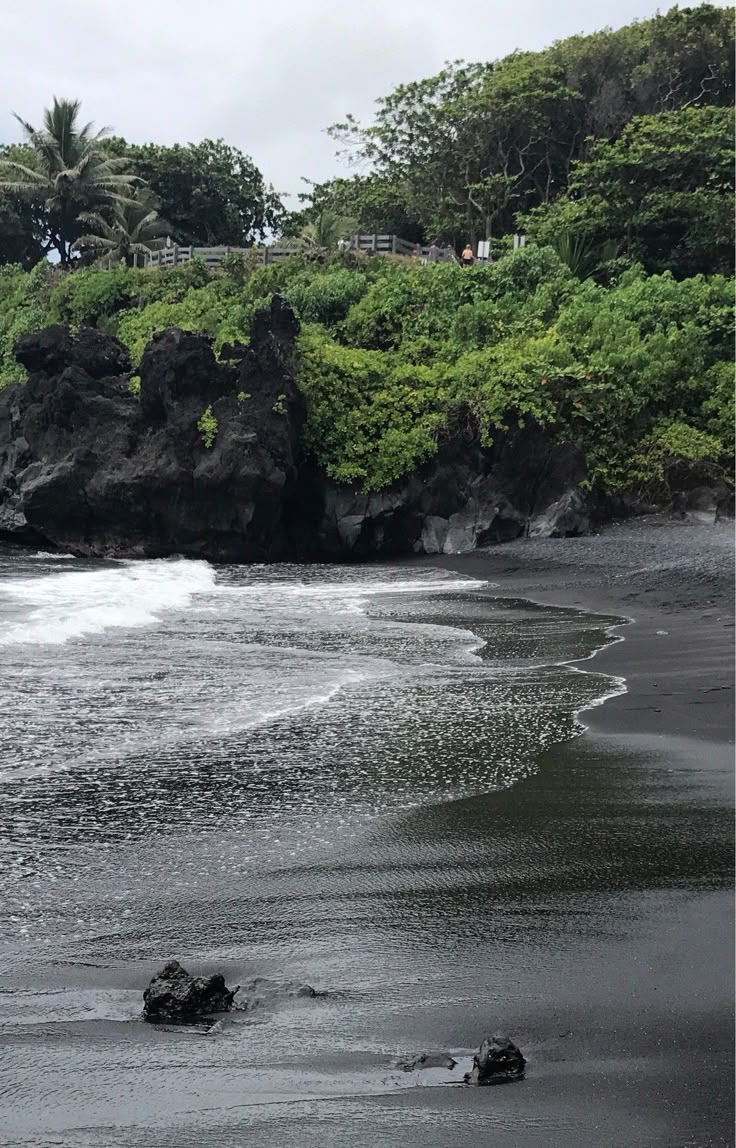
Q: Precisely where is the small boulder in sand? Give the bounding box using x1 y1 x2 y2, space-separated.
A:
143 960 238 1025
464 1033 526 1085
396 1051 458 1072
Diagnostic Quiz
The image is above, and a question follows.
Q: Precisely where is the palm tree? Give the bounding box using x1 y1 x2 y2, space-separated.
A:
548 230 620 280
0 97 139 265
73 189 169 267
300 209 356 251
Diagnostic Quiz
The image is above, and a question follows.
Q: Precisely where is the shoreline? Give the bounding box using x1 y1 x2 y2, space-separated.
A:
404 519 734 1144
0 519 732 1147
420 517 734 747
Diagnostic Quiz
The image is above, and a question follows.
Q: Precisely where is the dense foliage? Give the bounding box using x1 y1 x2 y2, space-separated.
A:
103 138 284 247
0 106 281 267
0 144 45 267
521 106 735 278
0 248 731 502
0 6 732 511
296 4 734 254
0 99 140 266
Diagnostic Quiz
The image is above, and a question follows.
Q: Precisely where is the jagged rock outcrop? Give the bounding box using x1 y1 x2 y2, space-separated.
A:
0 297 307 559
143 960 238 1025
464 1033 526 1085
0 298 591 559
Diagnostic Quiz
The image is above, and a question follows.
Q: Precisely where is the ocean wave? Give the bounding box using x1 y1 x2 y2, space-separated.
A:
0 558 217 646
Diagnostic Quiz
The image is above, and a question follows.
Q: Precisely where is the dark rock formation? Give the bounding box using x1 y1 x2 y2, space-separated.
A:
396 1051 458 1072
314 430 590 559
0 297 307 559
464 1033 526 1085
234 976 318 1013
143 960 238 1025
15 324 131 380
0 298 592 559
667 461 735 524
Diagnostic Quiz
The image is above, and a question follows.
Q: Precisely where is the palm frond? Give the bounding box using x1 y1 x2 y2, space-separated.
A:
72 233 117 251
76 209 109 226
13 113 61 174
0 159 50 186
10 97 142 263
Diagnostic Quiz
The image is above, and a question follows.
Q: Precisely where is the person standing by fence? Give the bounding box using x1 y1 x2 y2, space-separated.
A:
461 243 475 267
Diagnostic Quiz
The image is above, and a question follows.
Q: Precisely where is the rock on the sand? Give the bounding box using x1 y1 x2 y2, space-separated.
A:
464 1033 526 1084
143 960 238 1025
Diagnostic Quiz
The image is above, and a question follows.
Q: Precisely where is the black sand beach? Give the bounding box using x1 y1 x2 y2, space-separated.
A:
0 519 733 1148
421 517 735 1147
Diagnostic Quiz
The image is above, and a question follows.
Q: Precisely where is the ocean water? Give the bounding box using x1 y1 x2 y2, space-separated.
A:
0 546 627 1147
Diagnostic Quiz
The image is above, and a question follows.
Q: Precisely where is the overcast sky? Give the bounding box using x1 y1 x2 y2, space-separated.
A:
1 0 731 205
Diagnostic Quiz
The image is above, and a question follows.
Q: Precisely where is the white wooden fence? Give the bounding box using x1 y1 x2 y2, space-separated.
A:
144 234 458 268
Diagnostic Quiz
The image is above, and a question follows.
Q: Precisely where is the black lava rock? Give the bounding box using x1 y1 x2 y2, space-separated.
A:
0 297 307 559
464 1033 526 1085
0 297 596 559
143 960 238 1025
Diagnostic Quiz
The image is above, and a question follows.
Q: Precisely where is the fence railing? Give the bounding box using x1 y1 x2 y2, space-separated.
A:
144 234 459 269
144 245 254 268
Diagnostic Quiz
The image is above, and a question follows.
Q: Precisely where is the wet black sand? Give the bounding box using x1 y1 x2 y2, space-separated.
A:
1 521 733 1148
418 518 735 1147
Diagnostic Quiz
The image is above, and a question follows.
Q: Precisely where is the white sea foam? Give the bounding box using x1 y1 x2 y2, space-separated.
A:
217 576 490 627
0 558 217 646
0 562 491 781
1 561 487 649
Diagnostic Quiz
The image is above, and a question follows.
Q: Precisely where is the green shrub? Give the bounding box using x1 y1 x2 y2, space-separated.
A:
0 262 55 387
0 256 731 503
285 269 368 324
197 405 218 448
340 248 578 351
297 327 450 487
49 266 141 327
629 420 727 494
701 361 735 453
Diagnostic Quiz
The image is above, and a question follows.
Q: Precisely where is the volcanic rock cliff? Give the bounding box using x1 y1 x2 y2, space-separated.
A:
0 296 591 559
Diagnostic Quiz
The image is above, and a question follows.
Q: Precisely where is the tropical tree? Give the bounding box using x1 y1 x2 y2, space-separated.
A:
0 98 139 265
325 6 734 247
283 174 423 243
73 188 169 266
104 137 284 246
299 209 356 250
0 144 44 267
521 106 735 278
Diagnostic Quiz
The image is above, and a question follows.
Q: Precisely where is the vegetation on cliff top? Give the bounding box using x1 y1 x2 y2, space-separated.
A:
291 4 734 258
0 4 733 504
0 247 732 500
